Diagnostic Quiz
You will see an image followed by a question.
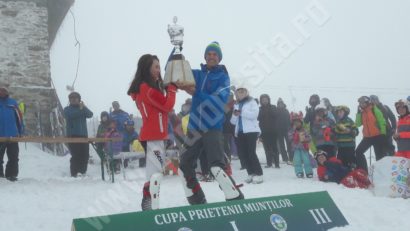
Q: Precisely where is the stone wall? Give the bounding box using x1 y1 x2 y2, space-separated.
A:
0 0 61 137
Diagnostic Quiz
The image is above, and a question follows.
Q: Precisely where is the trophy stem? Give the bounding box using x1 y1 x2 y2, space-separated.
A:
174 45 182 55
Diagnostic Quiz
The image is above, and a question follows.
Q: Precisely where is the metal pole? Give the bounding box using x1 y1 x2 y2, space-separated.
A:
369 146 373 167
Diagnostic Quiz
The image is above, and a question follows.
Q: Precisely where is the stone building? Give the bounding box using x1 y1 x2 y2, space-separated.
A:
0 0 74 142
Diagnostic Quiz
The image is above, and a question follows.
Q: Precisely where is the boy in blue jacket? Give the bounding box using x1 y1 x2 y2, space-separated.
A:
177 42 244 204
0 87 24 181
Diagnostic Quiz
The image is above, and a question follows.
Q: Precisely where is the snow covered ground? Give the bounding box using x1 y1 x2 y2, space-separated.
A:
0 144 409 231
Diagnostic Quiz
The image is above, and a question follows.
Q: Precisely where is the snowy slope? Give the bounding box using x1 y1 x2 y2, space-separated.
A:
0 144 409 231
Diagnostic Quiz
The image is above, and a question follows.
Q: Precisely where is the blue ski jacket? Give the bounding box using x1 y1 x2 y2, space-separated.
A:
0 97 24 137
64 105 93 137
188 64 230 132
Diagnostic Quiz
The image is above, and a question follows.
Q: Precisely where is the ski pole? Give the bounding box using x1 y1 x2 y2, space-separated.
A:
369 146 373 167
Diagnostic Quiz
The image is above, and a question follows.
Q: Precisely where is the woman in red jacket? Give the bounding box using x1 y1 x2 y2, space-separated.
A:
127 54 177 210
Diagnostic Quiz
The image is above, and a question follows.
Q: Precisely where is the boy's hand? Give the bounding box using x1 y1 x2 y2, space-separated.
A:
299 132 305 142
175 80 195 94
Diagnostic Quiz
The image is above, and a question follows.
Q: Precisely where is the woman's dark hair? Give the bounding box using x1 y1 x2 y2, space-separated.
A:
127 54 163 95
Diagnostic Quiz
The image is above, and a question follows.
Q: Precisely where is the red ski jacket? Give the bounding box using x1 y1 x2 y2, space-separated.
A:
318 157 370 189
131 83 176 141
395 113 410 158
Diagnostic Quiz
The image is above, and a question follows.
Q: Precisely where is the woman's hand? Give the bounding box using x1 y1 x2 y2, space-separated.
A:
175 80 195 95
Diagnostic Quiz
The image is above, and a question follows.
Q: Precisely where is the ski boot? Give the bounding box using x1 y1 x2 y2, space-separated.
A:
211 166 244 201
179 169 207 205
141 182 152 211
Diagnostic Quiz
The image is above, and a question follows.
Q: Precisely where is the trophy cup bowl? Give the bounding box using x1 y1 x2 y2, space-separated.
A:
164 17 195 87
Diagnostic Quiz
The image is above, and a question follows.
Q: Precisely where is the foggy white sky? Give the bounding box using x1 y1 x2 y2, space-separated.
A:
50 0 410 118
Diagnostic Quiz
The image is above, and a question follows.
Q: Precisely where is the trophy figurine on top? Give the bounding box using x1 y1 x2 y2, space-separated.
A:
164 16 195 87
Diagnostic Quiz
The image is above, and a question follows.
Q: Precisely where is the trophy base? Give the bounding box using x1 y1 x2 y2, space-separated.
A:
164 58 195 87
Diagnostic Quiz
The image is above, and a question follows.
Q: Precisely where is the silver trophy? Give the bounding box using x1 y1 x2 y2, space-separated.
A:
164 16 195 86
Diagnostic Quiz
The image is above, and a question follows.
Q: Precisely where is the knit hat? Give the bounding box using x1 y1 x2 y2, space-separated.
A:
0 87 9 96
335 105 350 116
68 91 81 100
395 99 410 112
322 98 332 108
290 111 304 123
112 101 120 107
358 96 370 104
315 99 327 111
204 41 222 62
369 95 380 104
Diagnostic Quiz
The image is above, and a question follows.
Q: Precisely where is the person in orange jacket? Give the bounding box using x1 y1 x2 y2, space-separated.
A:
127 54 177 211
355 96 387 172
393 99 410 159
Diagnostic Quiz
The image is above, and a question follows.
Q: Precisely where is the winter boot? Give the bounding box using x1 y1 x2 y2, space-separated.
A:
252 175 263 184
245 175 253 183
187 187 207 205
211 166 244 201
296 173 304 178
0 166 4 178
141 182 152 211
306 173 313 178
179 168 207 205
6 176 17 182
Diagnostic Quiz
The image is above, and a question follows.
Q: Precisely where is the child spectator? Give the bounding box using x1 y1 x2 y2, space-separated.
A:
334 106 359 168
288 111 313 178
315 150 370 188
96 111 110 157
121 119 139 168
394 99 410 159
122 119 139 152
104 120 123 173
311 101 337 158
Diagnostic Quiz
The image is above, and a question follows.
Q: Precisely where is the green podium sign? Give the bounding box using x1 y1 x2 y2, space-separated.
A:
72 191 348 231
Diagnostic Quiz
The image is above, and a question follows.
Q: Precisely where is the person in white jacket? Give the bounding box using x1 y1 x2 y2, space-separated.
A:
231 87 263 184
